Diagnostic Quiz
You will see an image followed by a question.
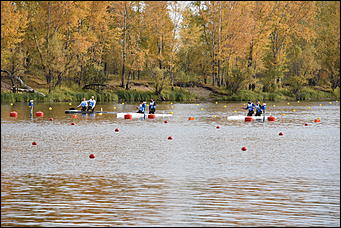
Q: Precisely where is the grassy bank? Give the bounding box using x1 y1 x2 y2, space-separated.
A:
1 85 339 104
213 87 339 102
1 86 197 104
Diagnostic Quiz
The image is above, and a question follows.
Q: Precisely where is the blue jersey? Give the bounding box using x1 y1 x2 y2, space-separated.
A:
246 103 254 111
139 103 146 112
150 101 156 110
80 101 88 107
88 99 96 107
255 104 262 112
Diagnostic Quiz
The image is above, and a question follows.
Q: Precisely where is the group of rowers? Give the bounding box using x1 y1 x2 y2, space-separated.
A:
77 97 156 114
244 100 266 116
77 96 263 116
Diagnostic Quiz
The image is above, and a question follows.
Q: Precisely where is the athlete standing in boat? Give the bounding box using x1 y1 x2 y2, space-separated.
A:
87 96 96 112
149 99 156 114
77 97 88 112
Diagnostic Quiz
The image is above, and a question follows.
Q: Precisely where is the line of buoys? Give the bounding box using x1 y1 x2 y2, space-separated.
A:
35 111 44 117
268 116 276 121
114 128 120 132
245 116 253 122
168 136 173 140
124 114 132 119
32 141 37 145
10 111 18 117
188 117 195 120
241 146 247 151
148 114 156 119
89 154 95 159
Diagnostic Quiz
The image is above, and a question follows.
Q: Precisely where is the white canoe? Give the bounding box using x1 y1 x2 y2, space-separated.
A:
117 112 173 118
227 115 276 121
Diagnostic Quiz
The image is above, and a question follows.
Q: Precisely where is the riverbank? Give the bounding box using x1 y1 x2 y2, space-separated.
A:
1 81 339 104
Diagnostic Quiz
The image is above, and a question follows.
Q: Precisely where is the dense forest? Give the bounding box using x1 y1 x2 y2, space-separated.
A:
1 1 340 102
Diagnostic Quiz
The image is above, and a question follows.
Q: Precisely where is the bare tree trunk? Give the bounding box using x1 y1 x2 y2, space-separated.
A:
120 3 128 88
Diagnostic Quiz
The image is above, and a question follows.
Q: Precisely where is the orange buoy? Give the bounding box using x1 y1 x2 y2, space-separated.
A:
35 111 44 117
168 136 173 140
268 116 276 121
71 114 78 119
124 114 132 119
241 146 247 151
188 117 195 120
279 132 284 136
32 141 37 145
10 111 18 117
164 120 168 123
89 154 95 159
245 116 253 122
148 114 156 119
314 119 321 123
114 128 120 132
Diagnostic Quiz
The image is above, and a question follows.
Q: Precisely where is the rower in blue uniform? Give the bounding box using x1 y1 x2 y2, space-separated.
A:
255 100 264 116
149 99 156 114
244 101 255 116
77 97 88 112
87 96 96 112
136 101 146 113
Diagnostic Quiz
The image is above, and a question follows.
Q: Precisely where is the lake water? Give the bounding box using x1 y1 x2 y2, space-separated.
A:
1 101 340 226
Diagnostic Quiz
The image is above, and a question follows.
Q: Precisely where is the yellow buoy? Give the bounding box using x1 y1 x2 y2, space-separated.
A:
69 103 72 106
196 104 199 106
213 115 216 118
113 107 116 110
201 108 204 111
287 102 290 105
224 105 227 108
329 102 332 104
308 106 311 109
170 102 173 105
273 105 276 107
10 103 13 106
170 111 173 114
297 100 300 103
292 109 296 112
215 101 218 104
234 110 237 112
49 107 52 110
122 102 125 105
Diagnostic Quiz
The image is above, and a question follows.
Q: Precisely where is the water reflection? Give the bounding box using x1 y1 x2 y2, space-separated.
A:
1 174 339 226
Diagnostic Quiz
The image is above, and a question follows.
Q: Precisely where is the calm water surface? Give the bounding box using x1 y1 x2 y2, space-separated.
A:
1 101 340 226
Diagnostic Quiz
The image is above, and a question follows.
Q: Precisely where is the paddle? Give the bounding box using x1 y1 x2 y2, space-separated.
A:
263 108 265 122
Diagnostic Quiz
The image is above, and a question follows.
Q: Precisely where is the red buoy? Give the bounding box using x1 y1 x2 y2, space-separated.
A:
304 123 309 126
188 117 195 120
70 122 75 125
216 126 220 129
89 154 95 159
35 111 44 117
241 146 247 151
279 132 284 136
164 120 168 123
268 116 276 121
168 136 173 140
148 114 156 119
124 114 132 119
32 141 37 145
71 114 78 119
114 128 120 132
245 116 253 122
10 111 18 117
49 118 54 121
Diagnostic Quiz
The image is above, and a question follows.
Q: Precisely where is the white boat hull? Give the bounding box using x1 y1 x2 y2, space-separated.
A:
227 115 274 120
117 112 172 118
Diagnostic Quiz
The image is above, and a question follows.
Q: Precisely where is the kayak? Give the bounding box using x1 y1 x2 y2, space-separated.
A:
116 112 172 118
227 115 276 121
65 110 115 114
